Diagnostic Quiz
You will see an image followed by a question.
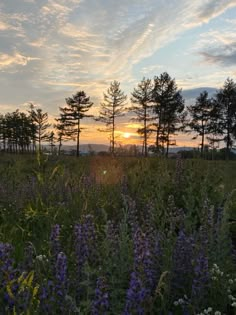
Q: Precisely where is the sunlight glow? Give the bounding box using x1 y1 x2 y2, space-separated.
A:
123 132 131 139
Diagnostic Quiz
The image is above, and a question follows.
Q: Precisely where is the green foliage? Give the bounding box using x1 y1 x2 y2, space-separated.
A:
0 155 235 314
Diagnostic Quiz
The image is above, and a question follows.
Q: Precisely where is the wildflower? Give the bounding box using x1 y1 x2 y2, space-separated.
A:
192 250 209 309
124 271 148 315
91 277 109 315
172 230 194 300
50 224 61 258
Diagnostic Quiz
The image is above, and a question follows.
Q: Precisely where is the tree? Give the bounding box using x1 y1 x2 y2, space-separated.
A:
152 72 185 156
96 81 127 155
0 114 6 151
130 78 153 157
28 104 50 152
188 91 213 157
48 131 56 154
215 78 236 159
54 115 74 155
59 91 93 157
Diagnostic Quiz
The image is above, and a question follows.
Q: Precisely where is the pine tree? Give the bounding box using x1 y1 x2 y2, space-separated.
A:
152 72 185 156
215 78 236 159
28 104 50 152
188 91 213 157
59 91 93 157
96 81 127 155
130 78 153 156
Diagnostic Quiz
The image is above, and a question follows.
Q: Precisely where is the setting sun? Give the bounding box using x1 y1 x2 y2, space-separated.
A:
123 132 131 139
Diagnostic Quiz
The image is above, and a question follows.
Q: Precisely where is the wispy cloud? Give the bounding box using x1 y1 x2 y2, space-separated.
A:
0 0 235 128
0 52 40 69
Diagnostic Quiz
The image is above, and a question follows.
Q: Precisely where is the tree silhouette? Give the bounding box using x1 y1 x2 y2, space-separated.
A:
28 104 50 152
59 91 93 157
130 78 153 157
48 131 56 154
188 91 213 157
96 81 127 155
152 72 185 155
215 78 236 159
54 114 74 155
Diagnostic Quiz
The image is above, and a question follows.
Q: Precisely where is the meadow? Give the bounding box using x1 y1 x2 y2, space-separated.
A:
0 154 236 315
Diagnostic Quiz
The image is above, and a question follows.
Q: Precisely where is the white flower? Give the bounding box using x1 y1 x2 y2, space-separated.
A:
229 279 234 284
173 301 179 306
178 298 184 305
36 254 43 261
207 307 212 312
232 301 236 307
214 311 221 315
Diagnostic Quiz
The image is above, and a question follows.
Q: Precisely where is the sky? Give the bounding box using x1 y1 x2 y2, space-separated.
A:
0 0 236 147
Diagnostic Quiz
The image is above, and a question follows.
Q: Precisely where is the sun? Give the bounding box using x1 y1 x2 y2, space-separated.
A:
123 132 131 139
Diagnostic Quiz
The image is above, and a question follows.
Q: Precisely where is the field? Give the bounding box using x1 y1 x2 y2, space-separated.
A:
0 154 236 314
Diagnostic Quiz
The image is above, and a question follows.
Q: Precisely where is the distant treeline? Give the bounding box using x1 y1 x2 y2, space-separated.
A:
0 73 236 159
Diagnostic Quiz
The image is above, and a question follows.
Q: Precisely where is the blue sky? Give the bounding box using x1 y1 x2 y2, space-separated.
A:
0 0 236 145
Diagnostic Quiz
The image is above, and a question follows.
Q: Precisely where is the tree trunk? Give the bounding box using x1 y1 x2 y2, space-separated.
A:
201 126 205 158
58 138 62 156
112 114 115 156
166 128 170 158
144 108 147 157
77 119 80 157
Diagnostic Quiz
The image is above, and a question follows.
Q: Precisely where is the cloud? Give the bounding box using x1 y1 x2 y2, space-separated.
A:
0 52 40 68
0 0 235 127
200 49 236 66
0 21 11 31
197 28 236 67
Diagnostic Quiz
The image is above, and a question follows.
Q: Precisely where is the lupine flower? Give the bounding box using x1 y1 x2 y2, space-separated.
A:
74 215 96 276
55 252 67 298
124 227 156 315
124 271 148 315
106 220 119 255
91 277 109 315
171 230 194 299
133 228 156 290
74 215 96 302
192 250 209 309
122 194 139 235
53 252 68 313
39 280 54 313
83 215 96 261
50 224 61 258
0 243 14 284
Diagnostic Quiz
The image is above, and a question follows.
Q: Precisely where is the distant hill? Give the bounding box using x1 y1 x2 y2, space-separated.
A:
59 144 195 153
61 144 109 153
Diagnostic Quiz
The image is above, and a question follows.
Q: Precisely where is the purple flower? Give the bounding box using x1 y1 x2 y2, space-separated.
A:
106 220 119 254
133 228 156 290
55 252 67 295
74 215 96 302
124 272 148 315
171 231 194 299
191 250 209 309
50 224 61 258
0 243 14 286
122 194 139 235
91 277 109 315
